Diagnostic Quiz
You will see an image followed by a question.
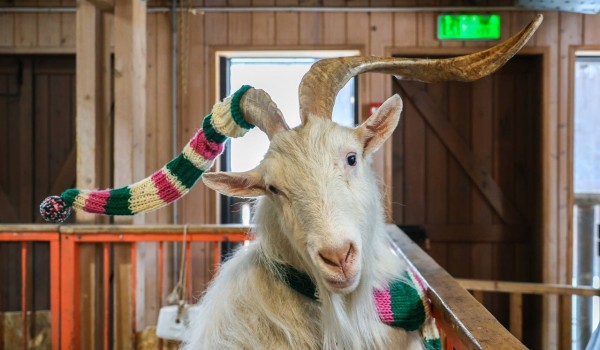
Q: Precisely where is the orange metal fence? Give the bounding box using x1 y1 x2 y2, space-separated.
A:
0 225 252 350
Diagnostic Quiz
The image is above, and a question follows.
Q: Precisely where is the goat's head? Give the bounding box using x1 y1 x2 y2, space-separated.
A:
203 15 543 294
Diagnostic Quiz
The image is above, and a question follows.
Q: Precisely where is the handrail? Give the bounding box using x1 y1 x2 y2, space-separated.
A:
458 279 600 297
386 225 526 350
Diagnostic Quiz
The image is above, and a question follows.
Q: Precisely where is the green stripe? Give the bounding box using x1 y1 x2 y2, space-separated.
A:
61 188 80 207
105 187 134 215
423 338 441 350
202 114 227 144
166 153 205 189
388 273 426 331
230 85 255 130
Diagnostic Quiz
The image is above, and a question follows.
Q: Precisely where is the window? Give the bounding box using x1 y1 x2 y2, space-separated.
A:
572 54 600 350
217 51 359 226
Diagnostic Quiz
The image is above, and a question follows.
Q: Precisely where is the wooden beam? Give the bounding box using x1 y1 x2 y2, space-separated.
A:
76 0 104 224
114 0 147 225
397 81 524 225
88 0 115 13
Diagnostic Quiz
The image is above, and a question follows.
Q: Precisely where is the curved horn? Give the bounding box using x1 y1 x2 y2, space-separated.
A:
298 14 543 122
240 88 290 139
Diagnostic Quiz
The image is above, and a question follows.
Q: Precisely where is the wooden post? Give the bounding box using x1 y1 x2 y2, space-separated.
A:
113 0 147 225
113 1 147 345
509 293 523 341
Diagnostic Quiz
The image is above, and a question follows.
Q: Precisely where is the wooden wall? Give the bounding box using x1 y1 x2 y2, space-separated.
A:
1 3 600 348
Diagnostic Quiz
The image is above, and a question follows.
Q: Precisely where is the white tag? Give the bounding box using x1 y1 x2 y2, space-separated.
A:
156 304 200 341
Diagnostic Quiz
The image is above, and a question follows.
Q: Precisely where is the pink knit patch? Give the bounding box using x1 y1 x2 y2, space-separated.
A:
84 190 110 214
373 287 394 323
151 170 183 203
189 129 224 161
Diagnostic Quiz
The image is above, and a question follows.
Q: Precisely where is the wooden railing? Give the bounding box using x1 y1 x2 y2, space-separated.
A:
386 225 526 349
457 278 600 348
2 224 526 350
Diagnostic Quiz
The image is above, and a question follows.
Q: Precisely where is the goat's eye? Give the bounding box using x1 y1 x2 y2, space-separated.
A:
267 185 280 195
346 153 357 166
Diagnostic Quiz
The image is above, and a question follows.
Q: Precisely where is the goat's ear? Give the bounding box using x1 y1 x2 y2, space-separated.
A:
202 171 266 198
356 94 403 156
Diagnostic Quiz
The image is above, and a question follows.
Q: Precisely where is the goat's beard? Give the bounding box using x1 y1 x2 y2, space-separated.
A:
316 249 391 350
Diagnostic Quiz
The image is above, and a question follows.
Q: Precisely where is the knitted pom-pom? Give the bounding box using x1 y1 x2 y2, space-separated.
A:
40 196 71 223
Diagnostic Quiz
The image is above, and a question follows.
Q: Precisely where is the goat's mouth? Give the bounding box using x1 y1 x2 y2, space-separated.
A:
322 273 360 294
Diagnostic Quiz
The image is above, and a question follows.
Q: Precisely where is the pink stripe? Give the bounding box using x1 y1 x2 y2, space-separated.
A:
84 190 110 214
373 287 394 323
189 129 224 160
151 170 183 203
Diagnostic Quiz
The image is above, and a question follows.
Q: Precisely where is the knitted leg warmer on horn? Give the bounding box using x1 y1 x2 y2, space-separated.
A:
39 85 253 223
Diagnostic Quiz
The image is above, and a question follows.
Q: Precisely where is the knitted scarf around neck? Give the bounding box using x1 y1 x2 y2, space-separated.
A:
273 262 441 350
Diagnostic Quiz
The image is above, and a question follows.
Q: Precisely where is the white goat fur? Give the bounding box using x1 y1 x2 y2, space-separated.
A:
183 95 423 349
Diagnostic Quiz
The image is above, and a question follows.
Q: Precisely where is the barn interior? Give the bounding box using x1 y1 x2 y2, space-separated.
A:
0 0 599 349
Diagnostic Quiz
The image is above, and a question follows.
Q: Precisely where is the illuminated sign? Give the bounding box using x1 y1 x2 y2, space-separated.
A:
437 14 501 40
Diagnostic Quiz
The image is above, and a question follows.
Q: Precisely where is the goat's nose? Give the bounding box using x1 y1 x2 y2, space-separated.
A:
318 241 355 270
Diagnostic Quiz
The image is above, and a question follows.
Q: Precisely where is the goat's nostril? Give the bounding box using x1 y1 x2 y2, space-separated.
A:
344 244 354 263
319 253 340 268
318 241 354 269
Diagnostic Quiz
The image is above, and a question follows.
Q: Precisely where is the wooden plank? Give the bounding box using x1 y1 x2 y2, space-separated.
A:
510 293 523 341
18 59 33 222
228 13 252 45
14 14 37 47
416 12 439 48
369 12 393 220
145 13 159 226
113 0 147 225
447 82 471 225
424 83 447 226
80 244 102 350
323 12 346 45
299 12 322 45
393 13 417 47
584 13 600 45
155 12 173 224
470 77 494 225
458 279 600 297
38 13 61 47
275 0 299 45
113 244 132 350
346 12 369 122
402 87 426 224
398 81 524 225
61 13 76 48
0 14 15 47
76 0 102 224
252 0 275 45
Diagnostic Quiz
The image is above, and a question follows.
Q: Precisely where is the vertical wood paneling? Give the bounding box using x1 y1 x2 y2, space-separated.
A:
425 83 447 225
346 13 369 121
299 12 322 45
155 13 173 224
275 0 299 45
61 13 76 47
403 94 426 224
15 14 37 47
38 13 61 47
323 12 346 45
584 14 600 45
0 15 14 47
228 13 253 46
145 14 159 226
394 13 417 47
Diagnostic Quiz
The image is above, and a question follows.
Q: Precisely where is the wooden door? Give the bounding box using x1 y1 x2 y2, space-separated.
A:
0 56 75 321
0 56 75 224
391 55 542 329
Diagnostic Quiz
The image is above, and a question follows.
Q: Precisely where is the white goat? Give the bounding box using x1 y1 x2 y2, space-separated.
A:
183 16 542 350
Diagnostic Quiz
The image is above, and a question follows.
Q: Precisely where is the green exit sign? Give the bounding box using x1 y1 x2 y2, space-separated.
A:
438 14 501 40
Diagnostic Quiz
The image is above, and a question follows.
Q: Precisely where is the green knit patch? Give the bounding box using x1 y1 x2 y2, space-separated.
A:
165 153 204 189
202 114 227 144
61 188 80 207
230 85 255 130
424 338 442 350
388 273 426 331
105 187 134 215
